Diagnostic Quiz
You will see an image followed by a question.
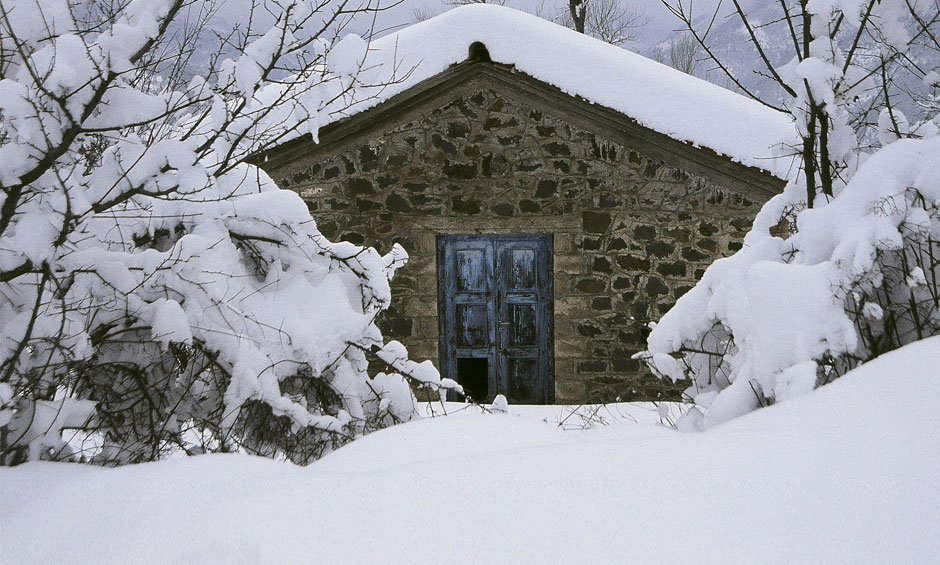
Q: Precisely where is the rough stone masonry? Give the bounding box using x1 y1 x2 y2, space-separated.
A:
262 69 778 403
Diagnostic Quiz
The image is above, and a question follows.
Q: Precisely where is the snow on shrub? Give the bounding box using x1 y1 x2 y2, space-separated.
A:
640 136 940 430
0 0 458 465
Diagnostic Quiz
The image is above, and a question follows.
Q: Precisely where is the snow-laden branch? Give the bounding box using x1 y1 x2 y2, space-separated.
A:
0 0 430 466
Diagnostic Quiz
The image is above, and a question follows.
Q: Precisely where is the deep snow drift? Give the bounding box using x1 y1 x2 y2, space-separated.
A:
2 338 939 563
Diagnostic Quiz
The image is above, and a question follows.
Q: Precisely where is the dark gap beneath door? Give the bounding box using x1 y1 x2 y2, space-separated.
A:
456 358 488 401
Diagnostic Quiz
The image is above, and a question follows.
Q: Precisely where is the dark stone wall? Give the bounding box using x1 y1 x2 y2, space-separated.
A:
266 84 766 403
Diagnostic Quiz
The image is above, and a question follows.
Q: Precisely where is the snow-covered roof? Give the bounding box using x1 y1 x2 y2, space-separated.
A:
320 4 796 179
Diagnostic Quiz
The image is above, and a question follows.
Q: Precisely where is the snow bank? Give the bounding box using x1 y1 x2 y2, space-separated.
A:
312 4 796 178
3 338 939 563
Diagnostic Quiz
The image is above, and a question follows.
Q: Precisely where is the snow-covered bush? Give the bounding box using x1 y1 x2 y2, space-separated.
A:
0 0 458 465
643 1 940 429
642 137 940 430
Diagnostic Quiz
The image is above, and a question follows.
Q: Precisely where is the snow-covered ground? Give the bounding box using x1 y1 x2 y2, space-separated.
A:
3 338 940 564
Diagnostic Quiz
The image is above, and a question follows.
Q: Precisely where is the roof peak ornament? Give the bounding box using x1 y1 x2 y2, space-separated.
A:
467 41 492 63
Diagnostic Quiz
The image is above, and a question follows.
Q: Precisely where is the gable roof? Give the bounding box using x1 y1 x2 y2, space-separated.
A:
293 5 797 180
264 61 785 198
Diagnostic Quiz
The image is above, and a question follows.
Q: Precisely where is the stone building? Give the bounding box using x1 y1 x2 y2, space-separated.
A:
256 6 791 404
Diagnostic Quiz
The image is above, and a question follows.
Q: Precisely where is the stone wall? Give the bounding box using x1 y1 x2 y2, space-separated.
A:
266 81 768 403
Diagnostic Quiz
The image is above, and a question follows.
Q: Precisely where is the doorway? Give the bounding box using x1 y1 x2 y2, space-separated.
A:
437 234 554 404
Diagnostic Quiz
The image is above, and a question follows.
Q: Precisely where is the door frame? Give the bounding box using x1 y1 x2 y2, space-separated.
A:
437 233 555 404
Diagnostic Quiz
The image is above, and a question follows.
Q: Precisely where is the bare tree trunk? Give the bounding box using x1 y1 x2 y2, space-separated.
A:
570 0 587 33
800 2 820 207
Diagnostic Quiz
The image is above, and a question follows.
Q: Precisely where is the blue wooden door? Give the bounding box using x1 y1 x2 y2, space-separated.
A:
438 234 554 404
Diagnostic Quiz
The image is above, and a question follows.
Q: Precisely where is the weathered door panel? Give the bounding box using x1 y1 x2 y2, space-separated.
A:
438 234 553 404
439 237 497 401
496 238 553 404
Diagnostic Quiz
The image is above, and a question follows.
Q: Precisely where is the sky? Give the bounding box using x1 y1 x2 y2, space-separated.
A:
202 0 734 54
